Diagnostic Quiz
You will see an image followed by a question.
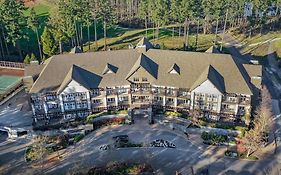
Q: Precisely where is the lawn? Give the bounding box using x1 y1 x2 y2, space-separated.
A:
232 31 281 60
84 26 219 52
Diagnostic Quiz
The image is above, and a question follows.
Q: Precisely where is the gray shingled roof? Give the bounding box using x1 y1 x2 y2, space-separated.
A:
30 48 253 95
190 65 225 93
57 65 102 93
126 53 158 79
24 64 45 80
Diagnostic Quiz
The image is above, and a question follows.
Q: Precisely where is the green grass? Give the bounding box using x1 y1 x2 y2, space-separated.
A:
233 31 281 60
84 26 219 52
24 4 51 17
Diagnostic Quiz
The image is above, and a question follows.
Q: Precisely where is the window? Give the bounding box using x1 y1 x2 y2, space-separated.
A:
48 103 58 109
64 102 76 110
142 77 148 82
107 98 115 103
154 96 162 101
118 88 127 93
34 104 42 110
119 96 128 102
106 88 114 95
133 77 139 82
167 98 174 102
93 99 101 104
76 101 88 109
92 90 100 96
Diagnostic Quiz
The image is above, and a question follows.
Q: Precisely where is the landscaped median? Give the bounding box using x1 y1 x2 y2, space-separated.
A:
201 131 228 146
82 110 130 130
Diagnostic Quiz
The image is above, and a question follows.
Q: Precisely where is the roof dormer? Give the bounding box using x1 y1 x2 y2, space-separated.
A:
102 63 118 75
136 37 154 52
168 63 180 75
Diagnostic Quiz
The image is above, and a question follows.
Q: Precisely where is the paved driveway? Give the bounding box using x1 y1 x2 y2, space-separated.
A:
42 120 204 175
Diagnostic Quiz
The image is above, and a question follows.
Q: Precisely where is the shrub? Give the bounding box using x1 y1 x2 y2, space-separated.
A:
74 134 84 143
117 110 128 115
239 153 259 160
201 131 228 145
165 111 183 118
86 112 107 124
93 117 125 130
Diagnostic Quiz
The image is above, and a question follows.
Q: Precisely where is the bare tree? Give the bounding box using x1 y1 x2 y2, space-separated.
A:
244 86 273 157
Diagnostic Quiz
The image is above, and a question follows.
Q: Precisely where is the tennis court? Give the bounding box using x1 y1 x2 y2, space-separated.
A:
0 76 22 95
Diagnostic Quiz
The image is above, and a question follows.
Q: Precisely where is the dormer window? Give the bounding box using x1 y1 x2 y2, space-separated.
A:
168 63 180 75
102 63 118 75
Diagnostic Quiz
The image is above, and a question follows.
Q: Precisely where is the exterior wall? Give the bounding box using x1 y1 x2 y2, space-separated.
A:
127 67 155 83
61 80 88 94
30 81 252 124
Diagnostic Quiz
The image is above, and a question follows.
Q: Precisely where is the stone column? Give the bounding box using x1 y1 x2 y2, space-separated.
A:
115 95 119 107
174 97 177 112
217 95 222 113
190 92 195 109
86 91 91 110
59 94 65 113
235 104 239 115
31 104 35 115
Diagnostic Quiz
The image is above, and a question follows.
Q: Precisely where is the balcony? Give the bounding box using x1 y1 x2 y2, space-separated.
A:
152 100 163 106
166 91 177 97
221 108 236 114
119 100 129 105
239 99 251 105
130 88 151 95
92 102 104 108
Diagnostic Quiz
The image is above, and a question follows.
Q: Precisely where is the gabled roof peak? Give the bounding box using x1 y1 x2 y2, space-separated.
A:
57 64 102 94
126 53 158 79
191 65 225 93
136 37 154 50
70 46 83 54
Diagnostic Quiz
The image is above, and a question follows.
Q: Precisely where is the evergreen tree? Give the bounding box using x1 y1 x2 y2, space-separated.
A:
41 26 57 57
139 0 150 37
97 0 115 50
28 7 42 60
1 0 27 60
30 53 37 62
151 0 170 40
24 54 30 64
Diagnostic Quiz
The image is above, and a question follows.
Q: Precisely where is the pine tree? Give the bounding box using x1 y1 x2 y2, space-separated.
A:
97 0 115 50
1 0 27 60
30 53 37 62
24 54 30 64
139 0 150 37
28 7 42 60
41 26 57 57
